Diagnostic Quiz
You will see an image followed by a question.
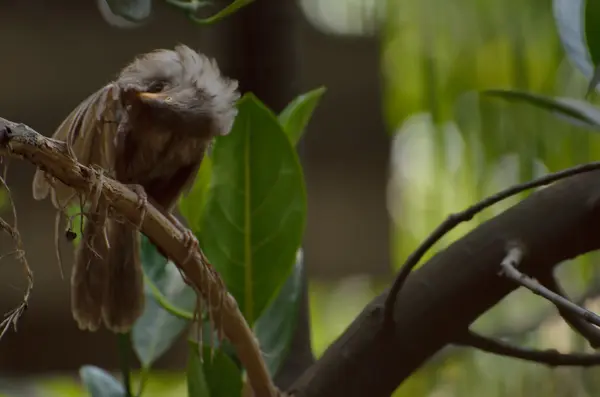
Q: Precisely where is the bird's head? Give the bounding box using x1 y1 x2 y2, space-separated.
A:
117 44 240 138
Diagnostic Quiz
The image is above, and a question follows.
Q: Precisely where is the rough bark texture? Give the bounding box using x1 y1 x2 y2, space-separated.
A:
289 171 600 397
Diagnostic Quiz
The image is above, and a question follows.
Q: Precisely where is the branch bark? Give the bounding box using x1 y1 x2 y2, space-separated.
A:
0 119 281 397
290 165 600 396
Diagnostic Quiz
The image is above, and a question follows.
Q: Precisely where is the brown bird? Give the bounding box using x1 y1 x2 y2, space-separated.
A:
32 44 240 333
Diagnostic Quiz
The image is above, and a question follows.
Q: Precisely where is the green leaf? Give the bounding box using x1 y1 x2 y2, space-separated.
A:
200 93 307 325
554 0 593 77
164 0 211 13
190 0 254 25
482 89 600 130
586 0 600 66
187 344 210 397
179 156 213 234
255 249 304 376
66 204 84 245
97 0 151 27
553 0 600 94
187 342 243 397
279 87 326 145
132 237 196 367
79 366 125 397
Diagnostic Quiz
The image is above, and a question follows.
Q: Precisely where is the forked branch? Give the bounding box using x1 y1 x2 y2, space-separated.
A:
499 246 600 328
384 161 600 326
538 270 600 348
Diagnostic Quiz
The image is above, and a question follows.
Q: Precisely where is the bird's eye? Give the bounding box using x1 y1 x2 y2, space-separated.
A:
147 80 166 93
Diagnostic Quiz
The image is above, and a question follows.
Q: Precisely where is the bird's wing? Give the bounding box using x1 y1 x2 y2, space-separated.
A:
32 83 122 209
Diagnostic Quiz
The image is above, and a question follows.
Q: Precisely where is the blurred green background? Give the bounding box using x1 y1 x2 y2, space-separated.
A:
4 0 600 395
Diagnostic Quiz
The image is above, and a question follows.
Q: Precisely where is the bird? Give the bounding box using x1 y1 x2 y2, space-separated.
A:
32 44 240 333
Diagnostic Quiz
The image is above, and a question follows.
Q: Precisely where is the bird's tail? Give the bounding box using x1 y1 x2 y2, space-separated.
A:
71 198 110 332
71 197 145 333
101 219 145 333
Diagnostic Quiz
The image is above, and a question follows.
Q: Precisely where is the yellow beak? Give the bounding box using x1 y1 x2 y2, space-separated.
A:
137 92 173 103
138 92 166 100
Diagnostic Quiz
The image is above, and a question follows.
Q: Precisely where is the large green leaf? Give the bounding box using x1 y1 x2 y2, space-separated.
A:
553 0 600 94
482 89 600 130
132 237 196 367
79 366 125 397
200 93 307 325
255 249 304 376
187 342 243 397
279 87 326 145
179 156 213 234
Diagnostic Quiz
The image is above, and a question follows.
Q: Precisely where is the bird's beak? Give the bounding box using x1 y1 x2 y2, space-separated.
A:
138 92 165 100
137 92 174 105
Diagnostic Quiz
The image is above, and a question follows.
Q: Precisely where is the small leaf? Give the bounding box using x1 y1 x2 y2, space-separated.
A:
554 0 593 77
190 0 254 25
165 0 211 13
482 89 600 130
79 366 125 397
255 249 304 376
278 87 326 145
187 344 211 397
200 94 307 325
586 0 600 66
96 0 151 27
553 0 600 94
585 0 600 96
132 237 196 367
66 204 84 245
187 342 243 397
179 156 213 234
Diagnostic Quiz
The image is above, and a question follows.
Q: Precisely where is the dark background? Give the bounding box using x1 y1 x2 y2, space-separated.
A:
0 0 389 374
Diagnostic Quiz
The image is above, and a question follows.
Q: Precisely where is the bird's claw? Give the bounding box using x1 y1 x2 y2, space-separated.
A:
126 184 148 228
182 229 199 265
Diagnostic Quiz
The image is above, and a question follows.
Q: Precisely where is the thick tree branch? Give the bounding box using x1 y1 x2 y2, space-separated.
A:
291 165 600 397
384 161 600 325
0 118 281 397
455 330 600 367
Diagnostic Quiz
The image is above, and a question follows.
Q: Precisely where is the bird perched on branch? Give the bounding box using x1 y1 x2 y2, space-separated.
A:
32 44 240 333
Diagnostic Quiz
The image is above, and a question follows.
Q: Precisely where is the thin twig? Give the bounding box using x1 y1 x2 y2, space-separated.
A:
499 246 600 328
0 173 33 340
455 330 600 367
384 161 600 326
538 271 600 348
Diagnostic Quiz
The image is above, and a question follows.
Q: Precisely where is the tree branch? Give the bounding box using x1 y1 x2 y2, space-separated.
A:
384 161 600 326
499 247 600 328
0 118 281 397
538 270 600 348
291 165 600 397
455 330 600 367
